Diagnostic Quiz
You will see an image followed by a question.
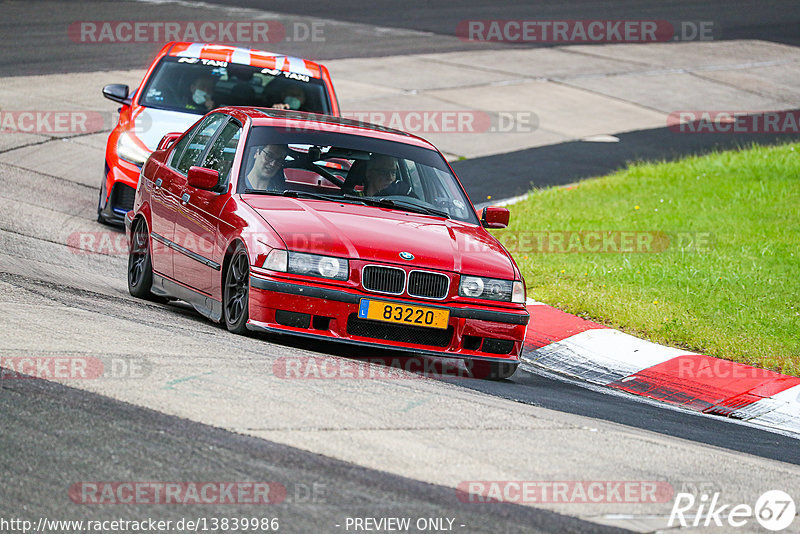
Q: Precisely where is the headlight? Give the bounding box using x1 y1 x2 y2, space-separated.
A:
263 250 348 281
289 252 348 280
263 249 288 272
459 276 525 303
117 131 151 166
318 256 344 278
460 276 484 297
511 280 525 304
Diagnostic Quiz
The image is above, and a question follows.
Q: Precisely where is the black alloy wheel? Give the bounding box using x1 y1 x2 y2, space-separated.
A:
128 218 155 299
224 245 250 334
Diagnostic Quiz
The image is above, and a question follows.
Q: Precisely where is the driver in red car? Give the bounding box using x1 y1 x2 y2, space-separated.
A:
363 154 399 196
244 144 288 191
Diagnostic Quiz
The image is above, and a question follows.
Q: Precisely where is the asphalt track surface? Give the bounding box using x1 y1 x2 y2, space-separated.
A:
449 369 800 466
213 0 800 47
3 1 800 76
0 376 622 534
2 1 800 532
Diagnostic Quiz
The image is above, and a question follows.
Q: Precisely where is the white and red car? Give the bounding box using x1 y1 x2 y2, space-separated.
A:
98 41 340 225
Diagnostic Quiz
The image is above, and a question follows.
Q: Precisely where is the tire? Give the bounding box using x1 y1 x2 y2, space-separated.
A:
223 244 250 334
470 360 518 380
127 218 156 299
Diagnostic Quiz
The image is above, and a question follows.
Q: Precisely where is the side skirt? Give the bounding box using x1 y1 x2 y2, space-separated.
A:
151 273 222 322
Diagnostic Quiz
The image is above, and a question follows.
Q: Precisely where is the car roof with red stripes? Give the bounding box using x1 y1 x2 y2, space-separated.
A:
166 41 323 79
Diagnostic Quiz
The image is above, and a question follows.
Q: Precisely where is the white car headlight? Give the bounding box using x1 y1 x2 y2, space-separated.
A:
117 131 151 166
460 275 523 302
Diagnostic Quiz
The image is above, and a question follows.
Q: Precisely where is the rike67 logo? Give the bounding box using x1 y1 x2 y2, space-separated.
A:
669 490 796 531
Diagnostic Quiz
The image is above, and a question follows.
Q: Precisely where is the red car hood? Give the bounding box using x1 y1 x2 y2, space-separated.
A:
244 196 516 278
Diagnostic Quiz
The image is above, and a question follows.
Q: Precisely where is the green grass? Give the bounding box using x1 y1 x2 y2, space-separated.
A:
494 142 800 376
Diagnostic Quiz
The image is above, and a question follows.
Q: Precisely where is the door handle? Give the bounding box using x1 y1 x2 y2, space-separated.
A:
154 178 162 189
181 193 190 205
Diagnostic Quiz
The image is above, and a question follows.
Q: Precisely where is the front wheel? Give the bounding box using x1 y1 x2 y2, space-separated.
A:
224 244 250 334
470 360 518 380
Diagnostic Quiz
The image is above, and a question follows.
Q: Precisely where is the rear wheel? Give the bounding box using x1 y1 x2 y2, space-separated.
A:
470 360 518 380
224 245 250 334
127 218 156 299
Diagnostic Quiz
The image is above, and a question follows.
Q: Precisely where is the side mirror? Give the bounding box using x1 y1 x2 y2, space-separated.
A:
481 206 510 229
157 132 183 151
187 166 220 191
102 84 131 105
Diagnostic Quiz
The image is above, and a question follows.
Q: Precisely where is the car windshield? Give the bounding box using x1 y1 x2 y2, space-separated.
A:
138 56 331 115
238 125 478 224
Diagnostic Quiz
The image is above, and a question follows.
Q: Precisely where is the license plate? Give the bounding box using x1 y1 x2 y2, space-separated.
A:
358 299 449 330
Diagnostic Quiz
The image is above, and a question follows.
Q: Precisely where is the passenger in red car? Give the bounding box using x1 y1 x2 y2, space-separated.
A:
245 144 288 191
364 155 399 196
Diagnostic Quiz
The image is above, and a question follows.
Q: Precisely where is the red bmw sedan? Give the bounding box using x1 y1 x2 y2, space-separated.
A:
125 108 528 379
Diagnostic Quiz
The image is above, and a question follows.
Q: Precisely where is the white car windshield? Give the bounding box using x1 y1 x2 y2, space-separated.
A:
139 56 331 115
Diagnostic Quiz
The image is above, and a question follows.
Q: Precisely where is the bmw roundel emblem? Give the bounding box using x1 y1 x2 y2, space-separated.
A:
399 251 414 261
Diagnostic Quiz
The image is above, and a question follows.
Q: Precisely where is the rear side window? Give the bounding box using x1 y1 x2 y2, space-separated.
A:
168 128 195 168
201 121 241 184
175 114 226 175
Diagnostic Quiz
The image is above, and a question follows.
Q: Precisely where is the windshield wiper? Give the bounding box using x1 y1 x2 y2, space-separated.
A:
357 197 450 219
282 190 367 205
243 189 283 195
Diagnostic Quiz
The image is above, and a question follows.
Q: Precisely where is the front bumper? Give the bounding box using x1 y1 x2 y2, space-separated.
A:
98 160 141 226
99 179 137 226
248 274 529 362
